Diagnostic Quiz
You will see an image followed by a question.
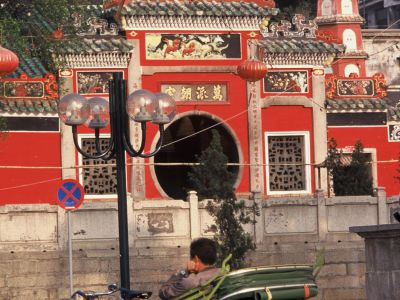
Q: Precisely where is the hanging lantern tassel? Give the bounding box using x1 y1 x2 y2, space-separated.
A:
237 59 268 82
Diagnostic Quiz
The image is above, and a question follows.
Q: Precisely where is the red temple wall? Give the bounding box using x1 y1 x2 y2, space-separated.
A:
328 126 400 196
261 105 315 194
0 132 61 205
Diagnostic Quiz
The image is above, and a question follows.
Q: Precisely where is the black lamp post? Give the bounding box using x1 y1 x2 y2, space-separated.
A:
58 73 176 299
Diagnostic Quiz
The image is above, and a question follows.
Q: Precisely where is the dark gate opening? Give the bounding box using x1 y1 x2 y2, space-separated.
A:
154 115 240 200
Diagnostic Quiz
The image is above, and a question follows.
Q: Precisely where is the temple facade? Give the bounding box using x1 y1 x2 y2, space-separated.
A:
1 0 398 204
0 1 399 299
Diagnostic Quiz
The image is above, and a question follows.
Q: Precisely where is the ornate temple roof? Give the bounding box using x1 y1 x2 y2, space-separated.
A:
258 39 344 54
325 98 400 122
0 99 58 114
8 58 49 79
326 98 387 111
104 0 279 17
57 38 133 54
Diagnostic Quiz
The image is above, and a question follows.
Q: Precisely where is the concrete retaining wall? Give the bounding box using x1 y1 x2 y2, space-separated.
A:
0 189 399 300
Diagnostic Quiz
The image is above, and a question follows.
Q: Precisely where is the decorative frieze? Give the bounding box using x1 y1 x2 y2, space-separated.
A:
263 70 309 94
72 13 118 36
0 73 58 100
260 14 318 39
326 73 388 99
145 33 241 60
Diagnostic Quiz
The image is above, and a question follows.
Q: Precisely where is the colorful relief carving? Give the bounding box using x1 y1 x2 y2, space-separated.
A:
147 213 174 235
146 34 241 60
260 14 317 39
337 79 374 97
4 82 44 98
0 73 58 100
72 13 118 36
389 125 400 141
161 83 227 101
372 72 388 98
316 30 339 43
325 73 388 99
77 71 123 94
264 70 308 94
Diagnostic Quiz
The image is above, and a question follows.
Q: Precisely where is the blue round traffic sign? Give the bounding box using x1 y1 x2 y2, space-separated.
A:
57 179 85 210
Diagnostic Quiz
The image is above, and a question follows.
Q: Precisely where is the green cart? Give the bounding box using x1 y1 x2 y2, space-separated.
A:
172 256 318 300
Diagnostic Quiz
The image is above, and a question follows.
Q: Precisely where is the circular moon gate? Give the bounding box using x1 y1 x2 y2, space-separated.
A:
154 115 240 200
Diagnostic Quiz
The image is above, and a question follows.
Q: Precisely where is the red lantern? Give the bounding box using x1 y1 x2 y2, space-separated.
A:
237 59 267 82
52 28 63 40
0 45 19 76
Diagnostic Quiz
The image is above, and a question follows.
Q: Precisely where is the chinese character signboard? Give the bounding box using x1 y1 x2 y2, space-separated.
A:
161 84 227 102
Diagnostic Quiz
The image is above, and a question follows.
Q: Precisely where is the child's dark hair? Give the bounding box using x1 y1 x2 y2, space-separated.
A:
190 238 217 265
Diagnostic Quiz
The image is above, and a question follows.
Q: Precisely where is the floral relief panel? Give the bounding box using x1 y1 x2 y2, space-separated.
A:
264 70 309 94
77 71 123 95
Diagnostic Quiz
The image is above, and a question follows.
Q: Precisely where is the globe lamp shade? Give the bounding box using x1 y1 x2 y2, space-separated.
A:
152 93 176 124
58 93 90 125
86 97 110 129
0 45 19 76
237 59 268 82
126 89 156 122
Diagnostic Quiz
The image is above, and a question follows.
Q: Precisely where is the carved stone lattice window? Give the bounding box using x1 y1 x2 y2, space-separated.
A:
81 138 117 195
267 135 306 191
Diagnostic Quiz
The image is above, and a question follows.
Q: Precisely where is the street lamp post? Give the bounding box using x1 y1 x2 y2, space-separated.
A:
58 73 176 299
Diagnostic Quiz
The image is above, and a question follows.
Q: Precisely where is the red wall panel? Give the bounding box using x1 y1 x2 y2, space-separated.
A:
262 105 315 194
328 126 400 196
0 132 61 205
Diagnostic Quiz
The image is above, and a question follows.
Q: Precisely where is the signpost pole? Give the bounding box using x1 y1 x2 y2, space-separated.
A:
68 210 73 297
57 179 85 297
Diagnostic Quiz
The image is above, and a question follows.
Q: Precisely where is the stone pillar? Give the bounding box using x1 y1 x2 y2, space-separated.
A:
252 192 264 245
316 189 328 241
247 82 264 194
350 224 400 300
312 69 328 194
375 187 388 225
187 191 200 239
128 39 146 200
58 75 75 250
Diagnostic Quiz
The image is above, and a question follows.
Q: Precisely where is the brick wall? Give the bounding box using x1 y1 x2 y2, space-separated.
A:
0 190 399 300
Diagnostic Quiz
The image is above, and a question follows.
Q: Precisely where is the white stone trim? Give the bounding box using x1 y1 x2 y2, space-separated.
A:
264 131 312 196
58 53 132 69
0 112 58 118
264 53 330 67
126 15 264 31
